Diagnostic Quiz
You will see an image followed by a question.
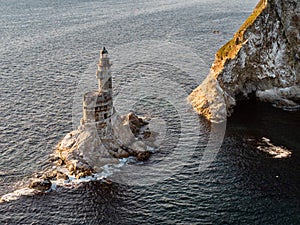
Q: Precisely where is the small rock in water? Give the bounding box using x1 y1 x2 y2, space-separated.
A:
56 171 69 180
29 179 52 191
41 170 69 181
137 151 151 161
42 170 58 180
66 160 94 178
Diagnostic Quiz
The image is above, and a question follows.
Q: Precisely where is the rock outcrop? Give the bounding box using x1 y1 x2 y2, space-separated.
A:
188 0 300 122
29 179 52 191
54 112 154 178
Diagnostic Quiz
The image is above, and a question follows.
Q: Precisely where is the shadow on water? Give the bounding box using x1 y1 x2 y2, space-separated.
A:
226 99 300 150
223 99 300 197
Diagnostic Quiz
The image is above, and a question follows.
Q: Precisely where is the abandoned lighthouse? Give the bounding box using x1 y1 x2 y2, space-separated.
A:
81 47 114 139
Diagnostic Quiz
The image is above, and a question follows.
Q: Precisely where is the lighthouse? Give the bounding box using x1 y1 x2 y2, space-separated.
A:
96 47 112 92
56 47 152 171
81 47 114 138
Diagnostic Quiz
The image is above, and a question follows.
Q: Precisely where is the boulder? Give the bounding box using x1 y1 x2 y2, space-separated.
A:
66 160 94 178
41 170 69 181
29 179 52 191
137 151 151 161
125 112 144 136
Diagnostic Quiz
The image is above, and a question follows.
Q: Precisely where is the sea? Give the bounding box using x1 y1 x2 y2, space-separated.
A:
0 0 299 224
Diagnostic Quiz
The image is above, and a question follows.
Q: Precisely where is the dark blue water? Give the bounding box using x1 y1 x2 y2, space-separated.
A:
1 0 299 224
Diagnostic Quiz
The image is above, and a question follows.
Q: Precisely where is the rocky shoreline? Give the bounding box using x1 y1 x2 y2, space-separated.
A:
23 112 155 193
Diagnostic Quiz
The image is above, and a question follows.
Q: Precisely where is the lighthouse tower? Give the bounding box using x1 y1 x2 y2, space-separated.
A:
82 47 114 138
96 47 112 92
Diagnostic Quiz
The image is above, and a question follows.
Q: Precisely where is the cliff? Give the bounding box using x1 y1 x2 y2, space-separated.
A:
188 0 300 123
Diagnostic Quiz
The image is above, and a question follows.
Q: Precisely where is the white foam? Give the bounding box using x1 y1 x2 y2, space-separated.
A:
0 156 144 204
0 188 40 203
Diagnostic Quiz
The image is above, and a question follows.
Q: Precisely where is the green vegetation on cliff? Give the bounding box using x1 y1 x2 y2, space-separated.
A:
213 0 268 73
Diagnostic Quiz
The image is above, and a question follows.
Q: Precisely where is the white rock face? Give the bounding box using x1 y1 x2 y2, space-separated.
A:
188 0 300 122
257 86 300 109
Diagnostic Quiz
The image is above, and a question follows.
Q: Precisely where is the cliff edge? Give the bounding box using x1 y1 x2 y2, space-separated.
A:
188 0 300 123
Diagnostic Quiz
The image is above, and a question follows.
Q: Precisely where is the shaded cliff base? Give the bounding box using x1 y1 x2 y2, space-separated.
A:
225 99 299 159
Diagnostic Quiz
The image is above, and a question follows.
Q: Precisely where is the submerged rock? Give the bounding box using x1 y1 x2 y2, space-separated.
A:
188 0 300 122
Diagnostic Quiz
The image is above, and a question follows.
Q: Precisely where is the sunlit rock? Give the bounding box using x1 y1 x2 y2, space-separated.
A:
188 0 300 122
28 179 52 191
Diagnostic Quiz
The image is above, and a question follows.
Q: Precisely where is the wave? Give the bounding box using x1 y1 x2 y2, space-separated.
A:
0 157 135 204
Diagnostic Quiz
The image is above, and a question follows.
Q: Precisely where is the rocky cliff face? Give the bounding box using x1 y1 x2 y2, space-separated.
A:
188 0 300 123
